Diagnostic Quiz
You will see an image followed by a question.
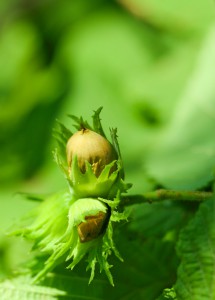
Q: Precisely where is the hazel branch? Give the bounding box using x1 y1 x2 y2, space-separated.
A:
121 189 213 206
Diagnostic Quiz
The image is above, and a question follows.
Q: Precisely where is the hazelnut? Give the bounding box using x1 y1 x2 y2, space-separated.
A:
66 129 117 177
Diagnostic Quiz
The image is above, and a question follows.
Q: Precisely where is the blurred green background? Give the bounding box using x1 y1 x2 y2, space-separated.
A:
0 0 215 283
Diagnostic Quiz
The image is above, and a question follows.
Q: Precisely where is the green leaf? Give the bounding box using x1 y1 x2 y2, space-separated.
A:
127 201 192 239
146 25 215 190
0 271 139 300
0 276 66 300
106 202 185 299
174 197 215 299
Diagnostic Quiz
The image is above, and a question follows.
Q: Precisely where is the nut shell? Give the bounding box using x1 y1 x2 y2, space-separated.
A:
66 129 117 177
78 211 109 243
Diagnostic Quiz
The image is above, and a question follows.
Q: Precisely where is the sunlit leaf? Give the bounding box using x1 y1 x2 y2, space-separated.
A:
146 25 215 190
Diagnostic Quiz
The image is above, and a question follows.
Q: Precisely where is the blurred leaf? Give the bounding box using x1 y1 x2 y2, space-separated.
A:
119 0 215 33
0 190 37 279
129 39 201 125
0 21 39 90
146 25 215 190
0 20 68 184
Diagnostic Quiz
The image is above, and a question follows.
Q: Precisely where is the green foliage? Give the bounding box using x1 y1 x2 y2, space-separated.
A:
1 0 215 299
146 27 215 190
0 277 66 300
0 273 134 300
0 19 67 184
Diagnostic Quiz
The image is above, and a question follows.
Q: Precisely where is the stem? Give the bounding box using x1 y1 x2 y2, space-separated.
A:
121 189 213 206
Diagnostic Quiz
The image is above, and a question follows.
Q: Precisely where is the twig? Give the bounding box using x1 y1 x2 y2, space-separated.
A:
121 189 213 206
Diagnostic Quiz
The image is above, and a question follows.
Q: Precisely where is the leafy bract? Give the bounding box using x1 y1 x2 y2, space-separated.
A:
156 288 177 300
0 277 66 300
6 198 186 299
11 192 127 286
146 25 215 190
174 198 215 299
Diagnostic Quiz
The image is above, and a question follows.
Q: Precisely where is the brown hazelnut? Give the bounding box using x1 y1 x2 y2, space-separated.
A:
66 129 117 177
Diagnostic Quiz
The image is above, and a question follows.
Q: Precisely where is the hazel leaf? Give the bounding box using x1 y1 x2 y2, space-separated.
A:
174 197 215 299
